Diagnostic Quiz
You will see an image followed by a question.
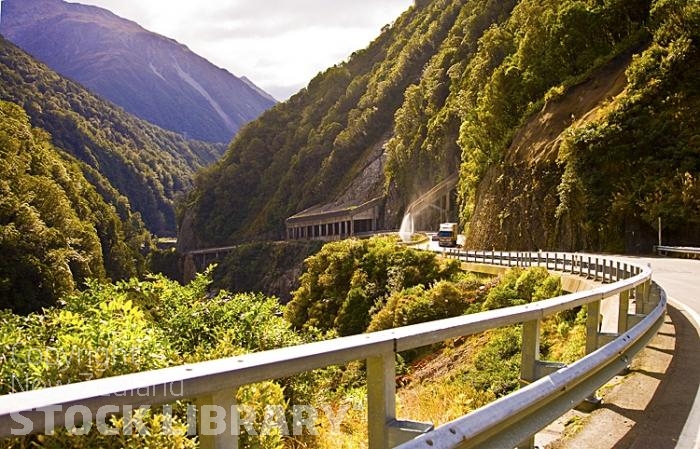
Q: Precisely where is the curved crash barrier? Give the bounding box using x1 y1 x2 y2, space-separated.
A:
0 251 664 449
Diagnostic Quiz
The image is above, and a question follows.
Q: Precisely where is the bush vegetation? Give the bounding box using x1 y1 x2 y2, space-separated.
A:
0 235 585 449
556 0 700 250
0 270 299 449
285 237 462 336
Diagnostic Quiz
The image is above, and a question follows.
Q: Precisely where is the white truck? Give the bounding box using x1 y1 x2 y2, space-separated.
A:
438 222 458 247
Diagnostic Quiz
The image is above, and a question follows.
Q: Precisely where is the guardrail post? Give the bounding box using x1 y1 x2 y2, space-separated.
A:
618 290 630 333
521 320 540 384
601 260 607 283
367 351 396 449
577 254 582 275
593 258 599 281
518 319 540 449
586 300 601 354
635 282 646 314
644 278 652 303
197 389 238 449
587 256 592 279
581 299 604 409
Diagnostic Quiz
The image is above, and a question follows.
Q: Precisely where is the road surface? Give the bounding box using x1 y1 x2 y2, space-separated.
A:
618 255 700 449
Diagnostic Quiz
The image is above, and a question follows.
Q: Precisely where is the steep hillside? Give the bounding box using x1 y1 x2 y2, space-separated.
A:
0 0 276 143
180 0 476 249
0 100 149 313
182 0 699 252
0 37 225 235
466 0 700 251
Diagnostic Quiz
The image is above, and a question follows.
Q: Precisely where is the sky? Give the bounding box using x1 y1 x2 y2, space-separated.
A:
62 0 414 100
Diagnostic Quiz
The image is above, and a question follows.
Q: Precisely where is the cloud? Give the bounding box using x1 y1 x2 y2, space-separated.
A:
68 0 413 99
198 0 409 31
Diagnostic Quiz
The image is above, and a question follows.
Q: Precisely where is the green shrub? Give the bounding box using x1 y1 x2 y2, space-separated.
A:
465 327 522 397
285 237 461 336
482 267 562 310
368 280 473 332
0 270 302 449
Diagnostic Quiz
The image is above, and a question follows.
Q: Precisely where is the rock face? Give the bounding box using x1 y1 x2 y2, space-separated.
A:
0 0 276 143
465 51 637 251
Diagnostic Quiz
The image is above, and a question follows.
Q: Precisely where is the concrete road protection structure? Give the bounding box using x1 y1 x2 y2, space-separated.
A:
285 197 383 241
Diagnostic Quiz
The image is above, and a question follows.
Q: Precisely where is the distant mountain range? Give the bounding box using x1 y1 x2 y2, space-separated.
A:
0 35 224 235
0 0 276 143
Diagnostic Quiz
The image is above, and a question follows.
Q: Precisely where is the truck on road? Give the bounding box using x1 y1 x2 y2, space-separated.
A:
438 222 458 247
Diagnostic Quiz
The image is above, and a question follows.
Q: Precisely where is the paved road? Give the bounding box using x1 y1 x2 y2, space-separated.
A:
617 255 700 449
621 256 700 317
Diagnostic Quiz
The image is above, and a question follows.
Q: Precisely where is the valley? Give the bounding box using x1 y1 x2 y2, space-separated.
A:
0 0 699 448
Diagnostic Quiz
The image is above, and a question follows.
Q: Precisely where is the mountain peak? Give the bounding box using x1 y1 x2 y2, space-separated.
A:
0 0 276 143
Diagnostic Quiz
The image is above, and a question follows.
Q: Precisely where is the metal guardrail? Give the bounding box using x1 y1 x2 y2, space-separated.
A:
0 251 665 449
655 245 700 259
400 251 666 449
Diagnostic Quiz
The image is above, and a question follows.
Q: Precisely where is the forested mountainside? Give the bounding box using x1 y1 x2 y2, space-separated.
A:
465 0 700 251
182 0 700 252
0 37 225 235
0 100 149 313
1 0 276 143
181 0 466 248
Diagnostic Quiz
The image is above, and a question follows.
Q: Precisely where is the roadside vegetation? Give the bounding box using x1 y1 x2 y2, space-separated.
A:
0 237 586 449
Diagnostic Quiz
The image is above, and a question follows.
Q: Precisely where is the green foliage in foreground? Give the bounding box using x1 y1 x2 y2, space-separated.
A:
0 270 298 448
285 237 462 336
0 271 300 395
368 275 483 332
0 230 580 449
0 100 149 313
482 266 563 311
